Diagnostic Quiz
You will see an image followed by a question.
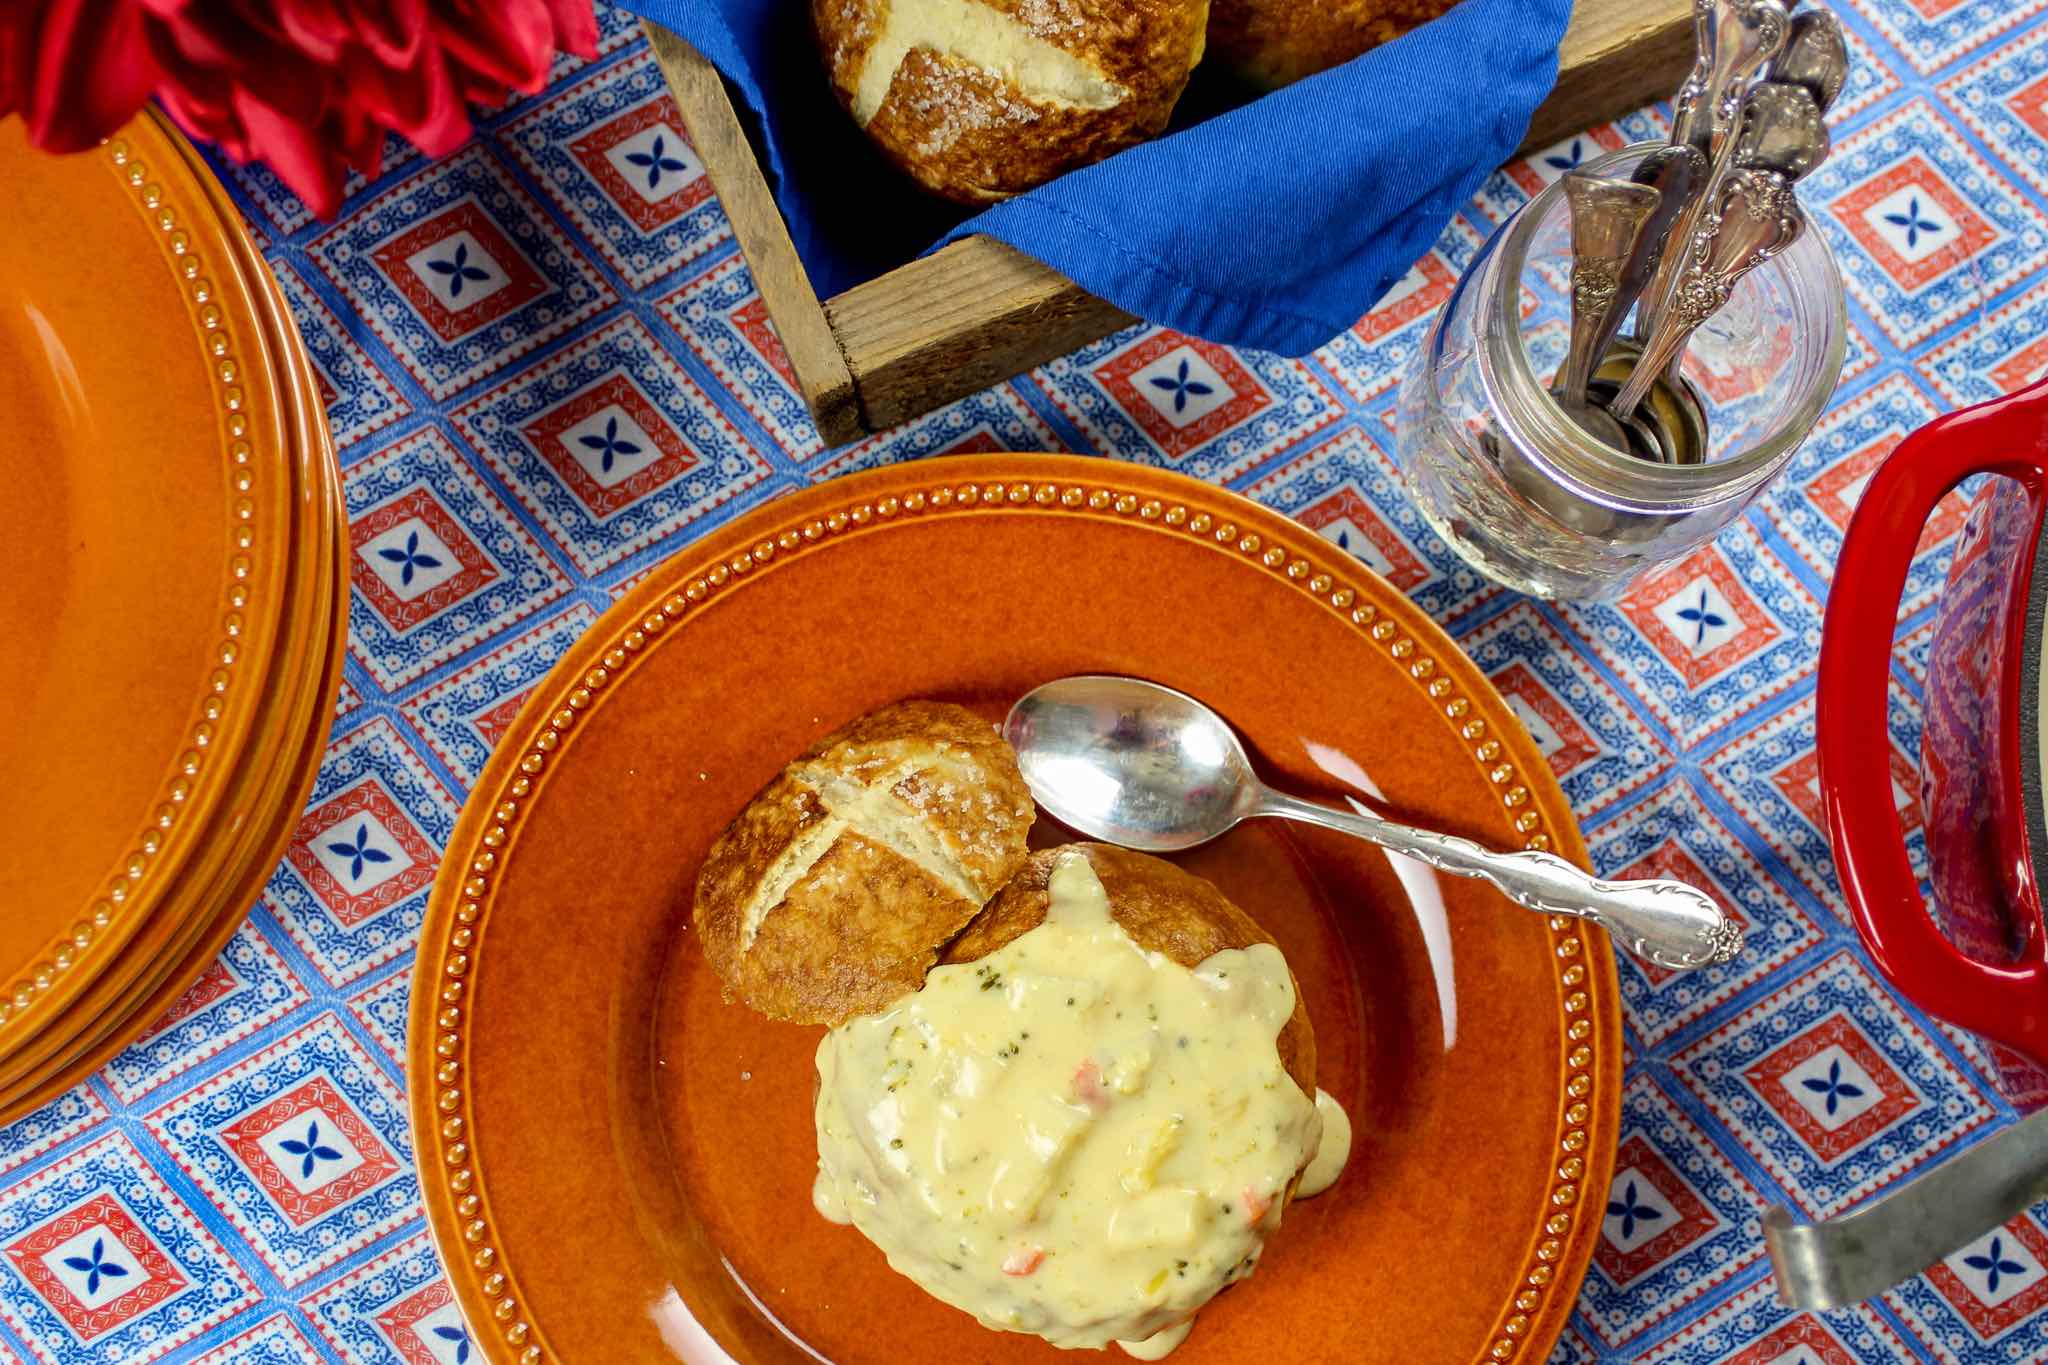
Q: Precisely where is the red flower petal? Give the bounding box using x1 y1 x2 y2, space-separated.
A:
226 84 350 217
337 38 469 155
429 0 553 95
10 0 596 218
273 0 357 65
154 8 327 124
13 0 161 151
328 0 429 70
543 0 598 60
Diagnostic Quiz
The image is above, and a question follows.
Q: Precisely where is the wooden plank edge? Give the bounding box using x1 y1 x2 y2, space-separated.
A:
826 239 1131 434
642 21 865 446
1520 0 1694 153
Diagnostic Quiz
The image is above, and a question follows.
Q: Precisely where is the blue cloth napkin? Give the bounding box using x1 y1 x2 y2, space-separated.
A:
627 0 1572 356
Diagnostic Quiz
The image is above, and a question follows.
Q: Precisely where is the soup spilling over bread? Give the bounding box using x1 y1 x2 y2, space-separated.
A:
693 703 1351 1358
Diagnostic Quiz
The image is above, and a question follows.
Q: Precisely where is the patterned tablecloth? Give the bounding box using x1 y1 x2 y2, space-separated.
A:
4 3 2048 1361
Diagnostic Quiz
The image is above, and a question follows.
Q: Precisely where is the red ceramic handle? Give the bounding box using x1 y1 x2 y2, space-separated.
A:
1819 377 2048 1056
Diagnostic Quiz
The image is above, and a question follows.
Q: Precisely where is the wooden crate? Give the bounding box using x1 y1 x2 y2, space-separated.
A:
645 1 1693 446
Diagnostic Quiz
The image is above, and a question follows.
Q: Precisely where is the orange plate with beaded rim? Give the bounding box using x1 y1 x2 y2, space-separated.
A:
408 456 1622 1365
0 110 295 1052
0 122 351 1120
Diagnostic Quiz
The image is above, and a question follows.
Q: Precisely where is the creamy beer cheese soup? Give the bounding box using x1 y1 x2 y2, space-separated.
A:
813 850 1350 1357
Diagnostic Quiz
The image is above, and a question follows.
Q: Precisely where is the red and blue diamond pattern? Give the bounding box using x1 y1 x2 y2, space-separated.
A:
6 4 2048 1360
453 312 775 574
0 1134 253 1363
266 718 459 989
144 1016 412 1288
503 50 730 288
1576 1075 1767 1346
306 1231 465 1363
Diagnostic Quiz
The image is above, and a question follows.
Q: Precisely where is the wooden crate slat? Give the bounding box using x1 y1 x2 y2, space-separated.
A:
824 239 1133 434
1523 0 1694 153
642 22 864 445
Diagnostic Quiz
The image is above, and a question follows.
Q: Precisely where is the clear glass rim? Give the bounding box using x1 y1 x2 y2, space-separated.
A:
1480 141 1849 513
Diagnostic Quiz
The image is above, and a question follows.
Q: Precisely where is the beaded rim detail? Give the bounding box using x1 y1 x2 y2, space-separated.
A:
413 473 1615 1365
0 122 273 1038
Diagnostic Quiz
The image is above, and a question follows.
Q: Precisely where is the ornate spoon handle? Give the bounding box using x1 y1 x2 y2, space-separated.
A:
1638 0 1791 341
1613 166 1803 419
1559 172 1663 406
1256 791 1743 971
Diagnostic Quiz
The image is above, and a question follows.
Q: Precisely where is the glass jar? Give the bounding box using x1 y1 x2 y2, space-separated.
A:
1393 143 1847 601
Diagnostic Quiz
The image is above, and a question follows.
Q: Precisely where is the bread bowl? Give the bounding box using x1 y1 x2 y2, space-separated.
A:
813 843 1336 1357
694 702 1350 1357
692 699 1034 1025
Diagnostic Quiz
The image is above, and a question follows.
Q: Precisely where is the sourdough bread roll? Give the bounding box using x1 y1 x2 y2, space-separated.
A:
813 0 1210 203
1208 0 1462 89
694 701 1034 1025
942 843 1316 1102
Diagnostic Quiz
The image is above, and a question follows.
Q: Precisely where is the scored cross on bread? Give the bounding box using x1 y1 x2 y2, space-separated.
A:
694 701 1035 1024
813 0 1210 203
843 0 1131 127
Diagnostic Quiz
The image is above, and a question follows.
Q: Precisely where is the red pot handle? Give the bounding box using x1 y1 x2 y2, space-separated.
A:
1819 377 2048 1056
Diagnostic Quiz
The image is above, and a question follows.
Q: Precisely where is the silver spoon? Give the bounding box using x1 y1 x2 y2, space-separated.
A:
1640 0 1792 340
1666 0 1722 153
1003 675 1744 972
1616 145 1709 331
1562 146 1708 462
1598 145 1711 450
1558 172 1663 414
1669 0 1789 152
1768 8 1851 114
1619 81 1820 419
1646 81 1827 394
1731 80 1830 181
1614 165 1803 420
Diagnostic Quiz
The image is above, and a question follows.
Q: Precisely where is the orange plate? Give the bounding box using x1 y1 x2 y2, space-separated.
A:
0 119 324 1090
0 171 349 1121
0 111 295 1049
409 458 1622 1365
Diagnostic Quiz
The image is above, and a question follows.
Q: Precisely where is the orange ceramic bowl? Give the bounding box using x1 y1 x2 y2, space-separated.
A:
409 457 1621 1365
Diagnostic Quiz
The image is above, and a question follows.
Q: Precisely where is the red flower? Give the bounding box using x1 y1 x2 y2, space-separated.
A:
1 0 598 217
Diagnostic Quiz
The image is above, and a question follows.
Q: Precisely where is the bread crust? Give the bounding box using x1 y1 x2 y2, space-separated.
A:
813 0 1209 203
1207 0 1461 88
694 701 1034 1025
942 844 1316 1101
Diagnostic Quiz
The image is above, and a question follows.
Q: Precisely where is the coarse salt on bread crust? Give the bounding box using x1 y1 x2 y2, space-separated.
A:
942 843 1317 1104
693 700 1034 1025
813 0 1209 203
1208 0 1463 89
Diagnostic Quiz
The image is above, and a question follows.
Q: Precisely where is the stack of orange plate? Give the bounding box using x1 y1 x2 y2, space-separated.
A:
0 108 346 1122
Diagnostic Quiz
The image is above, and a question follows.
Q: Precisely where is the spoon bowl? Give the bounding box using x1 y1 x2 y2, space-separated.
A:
1769 8 1850 113
1004 674 1256 851
1005 675 1745 971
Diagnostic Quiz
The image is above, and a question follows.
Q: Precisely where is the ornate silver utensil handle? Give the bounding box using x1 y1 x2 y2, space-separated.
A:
1259 791 1745 971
